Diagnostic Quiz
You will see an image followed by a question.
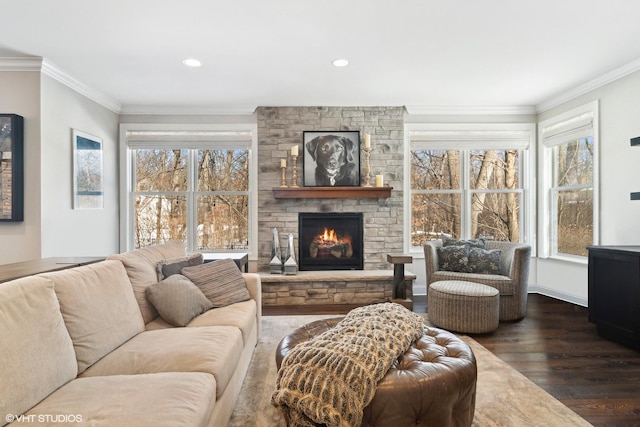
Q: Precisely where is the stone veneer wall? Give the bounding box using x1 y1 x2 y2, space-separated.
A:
256 106 405 272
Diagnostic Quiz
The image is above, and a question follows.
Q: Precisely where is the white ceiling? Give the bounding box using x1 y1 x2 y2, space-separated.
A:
2 0 640 114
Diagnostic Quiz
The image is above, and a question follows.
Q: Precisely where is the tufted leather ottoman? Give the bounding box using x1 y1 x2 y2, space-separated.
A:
276 318 477 426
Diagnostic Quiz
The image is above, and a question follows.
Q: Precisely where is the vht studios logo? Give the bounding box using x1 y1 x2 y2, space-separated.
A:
5 414 83 423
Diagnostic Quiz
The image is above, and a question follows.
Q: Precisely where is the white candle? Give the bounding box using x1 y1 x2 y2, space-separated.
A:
363 134 371 149
375 174 384 187
280 159 286 168
291 145 299 157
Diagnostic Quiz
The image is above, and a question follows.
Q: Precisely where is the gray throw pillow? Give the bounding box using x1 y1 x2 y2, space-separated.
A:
145 274 213 326
156 253 204 281
181 258 250 308
442 236 486 249
437 245 470 273
468 248 502 274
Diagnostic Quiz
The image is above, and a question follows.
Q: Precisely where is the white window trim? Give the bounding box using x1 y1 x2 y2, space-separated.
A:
404 123 536 257
118 123 258 260
537 100 599 261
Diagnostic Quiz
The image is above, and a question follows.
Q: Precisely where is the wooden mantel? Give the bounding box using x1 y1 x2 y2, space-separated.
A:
272 186 392 199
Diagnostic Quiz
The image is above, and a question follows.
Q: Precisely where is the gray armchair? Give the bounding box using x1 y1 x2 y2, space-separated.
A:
424 240 531 321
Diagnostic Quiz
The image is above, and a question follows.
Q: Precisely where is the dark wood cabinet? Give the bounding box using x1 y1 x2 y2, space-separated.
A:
587 245 640 349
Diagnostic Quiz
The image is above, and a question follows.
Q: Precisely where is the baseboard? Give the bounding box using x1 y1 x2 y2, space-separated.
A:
527 285 588 307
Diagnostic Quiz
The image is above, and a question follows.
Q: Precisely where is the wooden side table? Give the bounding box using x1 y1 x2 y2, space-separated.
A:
202 252 249 272
386 254 413 300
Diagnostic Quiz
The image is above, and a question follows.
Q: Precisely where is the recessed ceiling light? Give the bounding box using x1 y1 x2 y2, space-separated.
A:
182 58 202 67
332 59 349 67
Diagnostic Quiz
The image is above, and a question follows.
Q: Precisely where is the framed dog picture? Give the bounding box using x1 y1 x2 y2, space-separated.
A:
302 131 360 187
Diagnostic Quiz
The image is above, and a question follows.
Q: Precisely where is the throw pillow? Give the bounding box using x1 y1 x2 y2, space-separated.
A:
181 259 250 308
156 253 204 281
442 236 486 249
145 274 213 327
468 248 502 274
437 245 470 273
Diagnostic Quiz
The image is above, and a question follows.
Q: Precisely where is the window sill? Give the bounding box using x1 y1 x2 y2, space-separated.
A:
543 254 588 265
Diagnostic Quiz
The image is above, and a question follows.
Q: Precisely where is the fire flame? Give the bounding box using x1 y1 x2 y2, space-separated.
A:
317 228 351 245
322 228 337 243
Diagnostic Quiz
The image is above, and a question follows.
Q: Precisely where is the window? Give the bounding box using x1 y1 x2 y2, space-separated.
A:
405 124 534 252
120 125 257 255
539 101 598 258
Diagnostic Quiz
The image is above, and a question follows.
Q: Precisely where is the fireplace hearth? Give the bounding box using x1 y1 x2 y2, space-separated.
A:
298 213 364 271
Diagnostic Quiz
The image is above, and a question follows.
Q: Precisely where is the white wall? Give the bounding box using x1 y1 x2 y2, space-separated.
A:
0 71 42 263
40 75 119 257
535 70 640 306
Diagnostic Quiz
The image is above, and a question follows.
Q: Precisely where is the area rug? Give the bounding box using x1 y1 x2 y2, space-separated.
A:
229 314 592 427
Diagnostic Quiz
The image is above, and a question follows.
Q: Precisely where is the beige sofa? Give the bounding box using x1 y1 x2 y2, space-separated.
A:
0 241 261 427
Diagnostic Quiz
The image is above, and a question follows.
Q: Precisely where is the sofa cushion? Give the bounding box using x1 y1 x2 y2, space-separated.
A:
181 259 251 307
40 260 145 374
0 277 78 424
25 372 216 427
143 299 258 345
468 248 502 274
144 316 174 331
107 240 186 323
146 274 213 326
187 299 257 345
80 326 244 398
156 252 204 281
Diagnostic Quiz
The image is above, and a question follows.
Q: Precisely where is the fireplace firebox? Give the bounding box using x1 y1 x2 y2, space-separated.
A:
298 213 364 271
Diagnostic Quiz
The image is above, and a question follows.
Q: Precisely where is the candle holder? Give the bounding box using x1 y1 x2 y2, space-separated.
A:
280 164 288 187
363 147 372 187
291 155 299 187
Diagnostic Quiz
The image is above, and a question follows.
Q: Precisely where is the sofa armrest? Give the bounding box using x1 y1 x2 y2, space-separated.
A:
242 273 262 338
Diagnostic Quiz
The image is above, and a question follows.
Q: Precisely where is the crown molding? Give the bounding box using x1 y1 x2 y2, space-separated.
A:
119 104 258 116
0 57 43 71
405 105 536 116
41 59 122 113
536 57 640 113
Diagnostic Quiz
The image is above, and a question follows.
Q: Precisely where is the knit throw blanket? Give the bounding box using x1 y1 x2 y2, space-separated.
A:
271 302 425 427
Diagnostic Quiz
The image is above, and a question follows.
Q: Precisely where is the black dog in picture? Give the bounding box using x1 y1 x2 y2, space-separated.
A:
305 135 358 186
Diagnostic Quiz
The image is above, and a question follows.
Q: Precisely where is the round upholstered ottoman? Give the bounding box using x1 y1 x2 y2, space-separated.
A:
276 318 477 426
428 280 500 334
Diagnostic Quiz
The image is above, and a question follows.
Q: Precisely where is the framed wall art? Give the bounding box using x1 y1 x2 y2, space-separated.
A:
0 114 24 222
73 129 104 209
302 130 360 187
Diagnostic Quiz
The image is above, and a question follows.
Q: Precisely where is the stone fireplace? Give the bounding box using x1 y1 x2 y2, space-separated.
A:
257 106 405 273
298 212 363 271
256 106 414 309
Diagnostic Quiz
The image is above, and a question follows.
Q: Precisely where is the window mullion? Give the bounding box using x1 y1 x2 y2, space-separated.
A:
187 149 197 253
461 150 471 240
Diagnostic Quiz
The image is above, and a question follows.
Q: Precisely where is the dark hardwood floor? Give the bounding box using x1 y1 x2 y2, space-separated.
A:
266 294 640 426
420 293 640 427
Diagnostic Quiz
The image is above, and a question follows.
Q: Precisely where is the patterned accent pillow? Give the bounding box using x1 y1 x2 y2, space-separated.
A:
468 248 502 274
156 253 204 281
145 274 213 326
181 259 251 307
437 245 470 273
442 236 486 249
